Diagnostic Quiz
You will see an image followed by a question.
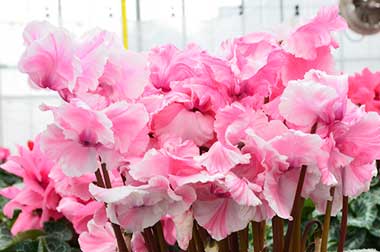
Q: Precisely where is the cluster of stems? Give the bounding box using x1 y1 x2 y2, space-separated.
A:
95 160 359 252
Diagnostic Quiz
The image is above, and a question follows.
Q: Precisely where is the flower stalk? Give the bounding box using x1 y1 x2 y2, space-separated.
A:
238 227 249 252
252 221 265 252
272 216 284 252
337 196 349 252
320 187 335 252
284 165 307 252
94 164 129 252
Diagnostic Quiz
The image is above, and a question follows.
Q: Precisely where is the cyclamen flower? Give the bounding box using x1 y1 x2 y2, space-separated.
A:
280 6 346 84
18 21 81 94
281 6 347 60
279 70 348 129
348 68 380 112
222 32 285 100
40 100 114 177
148 44 201 91
78 220 118 252
89 176 196 233
0 138 61 235
57 197 104 233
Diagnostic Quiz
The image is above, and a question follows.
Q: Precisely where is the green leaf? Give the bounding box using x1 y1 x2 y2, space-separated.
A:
347 193 378 229
12 230 45 244
369 216 380 237
0 169 21 188
13 239 39 252
0 225 12 250
44 237 71 252
43 219 72 241
344 227 367 250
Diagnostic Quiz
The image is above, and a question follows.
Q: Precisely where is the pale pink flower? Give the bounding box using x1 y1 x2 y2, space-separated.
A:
18 22 81 93
151 102 214 146
281 46 336 84
22 21 56 46
49 165 95 201
57 197 104 233
40 100 114 176
74 29 118 93
129 139 202 185
279 70 348 128
104 101 149 155
264 130 327 219
222 32 285 99
193 196 252 240
195 141 250 174
148 44 200 91
78 220 117 252
97 50 150 102
89 176 196 233
281 6 347 60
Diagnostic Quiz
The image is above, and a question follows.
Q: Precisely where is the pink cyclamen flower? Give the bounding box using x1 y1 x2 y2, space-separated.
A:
281 6 347 60
280 6 346 84
57 197 104 233
222 32 285 99
97 49 150 102
104 101 150 156
148 44 201 91
49 165 95 201
18 21 81 93
348 68 380 112
279 70 348 129
90 176 196 233
151 102 214 146
264 130 327 219
78 220 117 252
40 100 114 177
193 191 253 240
0 138 61 235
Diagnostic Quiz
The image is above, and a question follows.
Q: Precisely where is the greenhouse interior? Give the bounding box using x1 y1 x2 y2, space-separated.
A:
1 0 380 251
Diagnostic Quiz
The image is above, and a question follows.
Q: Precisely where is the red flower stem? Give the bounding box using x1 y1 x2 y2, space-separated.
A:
284 165 307 252
143 228 157 252
95 169 105 187
196 222 210 246
153 222 168 252
252 221 265 252
260 221 266 249
228 232 239 252
337 196 349 252
96 164 129 252
320 187 335 252
188 237 197 252
291 197 304 252
272 216 284 252
192 221 205 251
217 238 229 252
238 227 249 252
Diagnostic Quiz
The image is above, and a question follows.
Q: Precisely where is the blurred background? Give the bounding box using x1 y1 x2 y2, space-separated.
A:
0 0 379 149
